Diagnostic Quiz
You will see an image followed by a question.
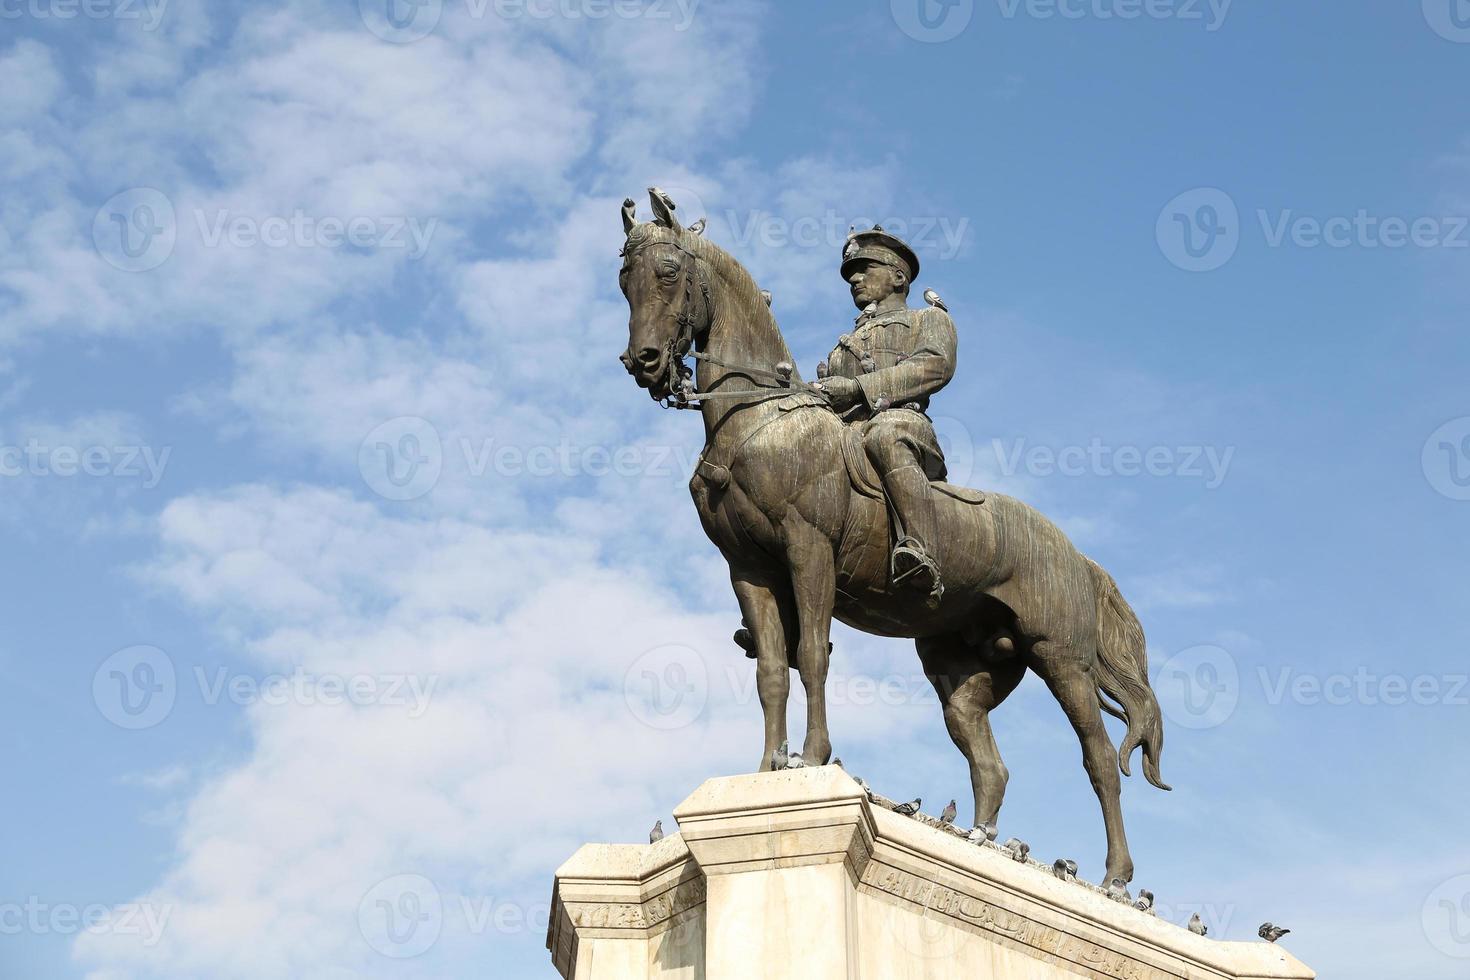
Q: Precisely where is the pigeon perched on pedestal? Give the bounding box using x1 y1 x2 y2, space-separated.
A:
787 750 805 769
1258 923 1291 943
893 798 922 817
1133 890 1155 914
968 822 998 845
922 288 948 312
833 759 871 794
1052 858 1078 882
940 800 957 825
1188 914 1208 936
771 740 788 771
1002 838 1030 862
649 820 664 843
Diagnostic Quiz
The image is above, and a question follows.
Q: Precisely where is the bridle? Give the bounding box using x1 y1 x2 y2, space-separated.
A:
624 236 822 410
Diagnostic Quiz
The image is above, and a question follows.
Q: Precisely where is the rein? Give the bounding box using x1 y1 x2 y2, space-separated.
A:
676 350 822 406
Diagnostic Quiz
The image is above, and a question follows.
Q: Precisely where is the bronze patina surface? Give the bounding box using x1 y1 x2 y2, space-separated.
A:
618 190 1169 884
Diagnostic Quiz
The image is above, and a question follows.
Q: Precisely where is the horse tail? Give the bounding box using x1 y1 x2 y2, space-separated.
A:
1085 557 1171 791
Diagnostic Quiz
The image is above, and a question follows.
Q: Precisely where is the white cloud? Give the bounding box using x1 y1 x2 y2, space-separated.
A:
0 410 169 529
79 483 758 978
0 40 63 123
56 5 866 978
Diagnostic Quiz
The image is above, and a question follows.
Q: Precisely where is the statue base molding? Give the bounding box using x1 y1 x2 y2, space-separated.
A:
547 767 1314 980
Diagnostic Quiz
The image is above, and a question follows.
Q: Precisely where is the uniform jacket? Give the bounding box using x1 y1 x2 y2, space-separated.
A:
825 304 958 422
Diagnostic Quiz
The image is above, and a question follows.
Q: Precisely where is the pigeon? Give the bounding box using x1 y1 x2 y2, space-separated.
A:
787 750 805 769
1133 890 1155 914
1002 838 1030 863
968 821 998 844
940 800 957 825
649 820 664 843
1188 913 1208 937
893 798 922 817
771 740 788 771
922 288 948 312
1106 878 1131 904
760 289 772 307
832 759 871 792
1258 923 1291 943
1052 858 1078 883
688 217 706 236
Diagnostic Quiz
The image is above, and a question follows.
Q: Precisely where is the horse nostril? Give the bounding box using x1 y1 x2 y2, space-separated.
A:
636 347 661 367
619 351 635 373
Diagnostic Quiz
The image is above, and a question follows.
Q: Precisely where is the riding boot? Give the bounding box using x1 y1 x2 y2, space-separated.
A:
881 464 943 603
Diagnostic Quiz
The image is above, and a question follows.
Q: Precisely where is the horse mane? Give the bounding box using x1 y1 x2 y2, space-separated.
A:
627 222 795 365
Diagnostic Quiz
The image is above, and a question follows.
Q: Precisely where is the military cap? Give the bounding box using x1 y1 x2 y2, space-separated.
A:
841 225 920 283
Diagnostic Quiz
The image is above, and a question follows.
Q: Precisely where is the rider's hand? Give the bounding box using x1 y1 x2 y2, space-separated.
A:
818 376 864 410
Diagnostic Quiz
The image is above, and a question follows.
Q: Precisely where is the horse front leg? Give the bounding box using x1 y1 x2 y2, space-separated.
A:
786 525 837 766
730 566 795 772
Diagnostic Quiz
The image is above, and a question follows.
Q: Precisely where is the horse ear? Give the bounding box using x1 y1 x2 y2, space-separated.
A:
648 187 682 231
622 198 637 234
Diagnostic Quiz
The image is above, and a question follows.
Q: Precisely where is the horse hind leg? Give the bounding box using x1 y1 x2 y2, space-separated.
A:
1032 641 1134 884
917 635 1026 829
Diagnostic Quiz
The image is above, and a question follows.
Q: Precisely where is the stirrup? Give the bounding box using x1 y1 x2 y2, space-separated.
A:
891 537 943 602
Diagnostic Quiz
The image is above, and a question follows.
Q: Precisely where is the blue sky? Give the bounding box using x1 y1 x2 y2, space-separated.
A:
1 0 1468 977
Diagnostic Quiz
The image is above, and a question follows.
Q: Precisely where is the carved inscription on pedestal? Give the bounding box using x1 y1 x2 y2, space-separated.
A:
567 875 707 935
862 863 1181 980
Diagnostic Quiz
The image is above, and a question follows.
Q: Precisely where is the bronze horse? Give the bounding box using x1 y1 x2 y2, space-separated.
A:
617 190 1169 883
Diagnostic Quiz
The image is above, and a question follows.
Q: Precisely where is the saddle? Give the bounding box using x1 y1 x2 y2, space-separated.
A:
840 426 986 506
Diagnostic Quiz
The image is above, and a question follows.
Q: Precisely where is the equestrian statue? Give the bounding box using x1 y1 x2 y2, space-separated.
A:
616 189 1170 884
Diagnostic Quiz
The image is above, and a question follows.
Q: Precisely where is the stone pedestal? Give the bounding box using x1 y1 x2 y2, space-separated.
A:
547 767 1314 980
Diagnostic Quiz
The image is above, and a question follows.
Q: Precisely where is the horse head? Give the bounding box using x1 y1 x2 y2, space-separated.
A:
617 188 713 403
